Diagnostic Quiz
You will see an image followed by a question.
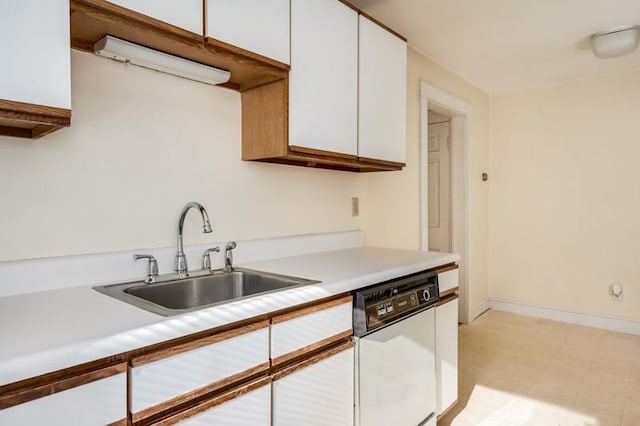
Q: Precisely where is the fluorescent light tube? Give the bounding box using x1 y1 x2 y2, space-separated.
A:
93 35 231 85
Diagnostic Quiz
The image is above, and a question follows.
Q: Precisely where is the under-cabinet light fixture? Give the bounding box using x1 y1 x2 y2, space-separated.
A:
93 35 231 85
591 25 640 58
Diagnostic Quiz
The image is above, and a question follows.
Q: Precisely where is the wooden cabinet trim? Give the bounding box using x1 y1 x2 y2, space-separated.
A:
0 362 126 410
131 362 270 423
437 293 459 307
271 330 353 369
437 399 459 420
131 320 269 367
440 287 459 299
272 295 352 324
337 0 407 42
434 263 459 274
107 420 128 426
289 145 359 161
149 376 272 426
0 100 71 139
272 339 354 382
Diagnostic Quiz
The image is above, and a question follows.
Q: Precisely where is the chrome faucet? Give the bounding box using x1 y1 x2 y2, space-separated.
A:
223 241 236 272
175 202 213 276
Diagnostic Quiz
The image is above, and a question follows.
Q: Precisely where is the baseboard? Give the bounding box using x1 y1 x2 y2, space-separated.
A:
469 300 490 322
489 299 640 336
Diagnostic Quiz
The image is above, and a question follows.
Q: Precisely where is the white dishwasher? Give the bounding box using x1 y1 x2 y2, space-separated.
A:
353 270 439 426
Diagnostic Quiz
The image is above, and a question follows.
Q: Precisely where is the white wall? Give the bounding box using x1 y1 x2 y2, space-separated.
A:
0 51 360 262
489 69 640 320
357 47 491 315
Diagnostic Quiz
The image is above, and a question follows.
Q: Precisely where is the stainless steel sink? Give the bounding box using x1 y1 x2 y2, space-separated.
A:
94 268 320 316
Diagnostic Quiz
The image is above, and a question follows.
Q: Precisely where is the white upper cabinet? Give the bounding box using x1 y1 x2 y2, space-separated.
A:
0 0 70 109
289 0 358 155
206 0 290 64
108 0 203 34
358 16 407 164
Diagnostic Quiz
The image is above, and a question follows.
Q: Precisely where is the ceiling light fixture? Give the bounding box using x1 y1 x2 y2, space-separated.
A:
93 36 231 85
591 25 640 59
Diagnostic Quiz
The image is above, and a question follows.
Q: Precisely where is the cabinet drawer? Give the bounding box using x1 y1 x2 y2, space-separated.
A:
438 268 459 294
271 296 352 365
130 321 269 419
152 377 271 426
0 368 126 425
272 341 354 426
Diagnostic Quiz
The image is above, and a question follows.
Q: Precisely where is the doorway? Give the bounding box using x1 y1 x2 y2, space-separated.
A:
420 81 472 324
427 110 452 253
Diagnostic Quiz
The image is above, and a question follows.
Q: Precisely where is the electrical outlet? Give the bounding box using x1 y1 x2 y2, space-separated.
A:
352 197 359 217
611 282 623 301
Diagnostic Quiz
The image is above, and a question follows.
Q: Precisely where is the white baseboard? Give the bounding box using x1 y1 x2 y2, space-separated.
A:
489 299 640 336
469 300 491 322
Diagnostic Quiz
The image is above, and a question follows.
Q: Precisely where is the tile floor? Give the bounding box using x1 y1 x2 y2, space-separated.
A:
438 310 640 426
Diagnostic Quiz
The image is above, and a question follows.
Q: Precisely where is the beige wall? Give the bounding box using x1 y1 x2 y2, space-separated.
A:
0 51 360 262
489 69 640 320
358 47 491 314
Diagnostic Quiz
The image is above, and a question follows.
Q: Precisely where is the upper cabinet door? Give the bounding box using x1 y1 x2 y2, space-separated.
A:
206 0 290 65
0 0 70 109
358 16 407 164
289 0 358 156
107 0 203 34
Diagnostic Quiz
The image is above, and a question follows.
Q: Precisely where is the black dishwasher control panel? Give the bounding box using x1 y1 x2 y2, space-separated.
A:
353 270 439 337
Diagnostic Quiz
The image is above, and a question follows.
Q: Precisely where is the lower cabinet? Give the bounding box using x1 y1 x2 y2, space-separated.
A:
273 342 355 426
0 365 126 425
435 297 459 416
151 377 272 426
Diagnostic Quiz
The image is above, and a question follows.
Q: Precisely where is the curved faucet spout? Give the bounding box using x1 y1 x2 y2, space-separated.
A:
175 202 213 275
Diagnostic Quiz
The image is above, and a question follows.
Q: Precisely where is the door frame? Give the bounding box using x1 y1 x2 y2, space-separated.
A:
419 81 471 324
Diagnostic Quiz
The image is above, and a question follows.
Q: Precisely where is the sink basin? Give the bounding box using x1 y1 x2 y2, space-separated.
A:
94 268 320 316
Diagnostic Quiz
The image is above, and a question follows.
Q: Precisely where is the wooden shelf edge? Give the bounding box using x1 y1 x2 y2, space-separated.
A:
0 99 71 139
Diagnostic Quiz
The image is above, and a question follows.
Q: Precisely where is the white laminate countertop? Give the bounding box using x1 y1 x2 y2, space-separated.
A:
0 247 459 386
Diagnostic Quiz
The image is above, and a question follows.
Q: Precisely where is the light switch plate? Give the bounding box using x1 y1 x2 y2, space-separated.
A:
352 197 359 217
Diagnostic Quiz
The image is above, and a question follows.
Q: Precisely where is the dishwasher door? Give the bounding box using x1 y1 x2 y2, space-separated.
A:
356 308 436 426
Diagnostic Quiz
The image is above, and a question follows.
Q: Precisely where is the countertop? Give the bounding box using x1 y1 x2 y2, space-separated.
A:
0 247 459 386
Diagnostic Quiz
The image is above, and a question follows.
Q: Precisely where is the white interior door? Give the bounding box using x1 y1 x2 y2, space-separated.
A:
427 120 452 252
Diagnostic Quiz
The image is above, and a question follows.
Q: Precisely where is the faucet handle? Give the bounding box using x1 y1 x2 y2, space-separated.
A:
134 254 159 283
202 247 220 271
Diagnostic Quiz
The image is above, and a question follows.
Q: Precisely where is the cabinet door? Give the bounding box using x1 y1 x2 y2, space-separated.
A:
358 16 407 163
130 323 269 420
108 0 203 34
166 379 271 426
206 0 290 64
436 298 458 415
273 343 354 426
289 0 358 155
0 0 70 109
0 371 126 425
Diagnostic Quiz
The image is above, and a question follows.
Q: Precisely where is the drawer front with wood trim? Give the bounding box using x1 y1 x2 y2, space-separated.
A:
206 0 290 64
130 321 269 419
271 296 352 366
438 268 459 295
107 0 203 34
151 377 271 426
0 369 126 425
272 341 354 426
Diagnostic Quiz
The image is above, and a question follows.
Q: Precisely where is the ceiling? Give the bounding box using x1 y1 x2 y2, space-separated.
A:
349 0 640 93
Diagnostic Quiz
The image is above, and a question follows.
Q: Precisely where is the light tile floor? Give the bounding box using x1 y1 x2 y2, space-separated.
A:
438 310 640 426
